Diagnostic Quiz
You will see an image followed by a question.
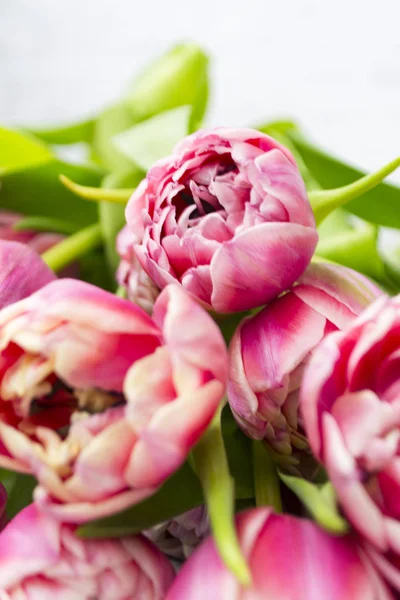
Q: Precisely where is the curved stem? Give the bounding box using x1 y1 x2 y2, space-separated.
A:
42 223 102 273
192 405 251 586
252 441 282 512
309 157 400 225
60 175 133 204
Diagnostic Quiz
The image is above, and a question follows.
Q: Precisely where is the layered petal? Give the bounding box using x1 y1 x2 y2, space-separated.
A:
228 263 382 460
0 240 55 309
300 293 400 589
125 127 318 313
166 509 388 600
0 280 227 521
0 504 174 599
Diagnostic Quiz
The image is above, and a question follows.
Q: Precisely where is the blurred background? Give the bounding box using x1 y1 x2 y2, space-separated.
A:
0 0 399 180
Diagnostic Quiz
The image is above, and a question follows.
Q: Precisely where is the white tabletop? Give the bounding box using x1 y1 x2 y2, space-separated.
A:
1 0 399 182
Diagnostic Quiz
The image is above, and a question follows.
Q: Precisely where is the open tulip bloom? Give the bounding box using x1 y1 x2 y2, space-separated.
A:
0 279 227 523
2 49 400 597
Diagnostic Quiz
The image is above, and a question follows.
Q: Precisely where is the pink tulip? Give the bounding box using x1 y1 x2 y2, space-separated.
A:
125 127 318 313
166 508 391 599
0 240 55 309
228 263 383 461
300 294 400 592
116 225 159 313
0 211 65 255
145 506 209 559
0 503 174 599
0 280 227 522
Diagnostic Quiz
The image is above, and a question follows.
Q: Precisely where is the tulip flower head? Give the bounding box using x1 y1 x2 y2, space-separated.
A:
126 127 318 313
0 504 175 599
301 294 400 592
228 263 383 463
166 508 390 600
0 280 227 522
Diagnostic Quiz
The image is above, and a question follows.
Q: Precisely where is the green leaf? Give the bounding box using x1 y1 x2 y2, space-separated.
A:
0 469 36 519
286 129 400 228
0 127 53 174
92 103 137 171
0 160 102 227
126 43 209 125
317 220 388 286
99 169 144 274
113 106 191 171
25 117 96 145
279 471 348 534
78 462 203 538
308 158 400 225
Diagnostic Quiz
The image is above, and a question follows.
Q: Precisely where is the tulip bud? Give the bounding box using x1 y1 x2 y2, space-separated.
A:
301 293 400 593
0 504 174 598
145 506 209 559
166 509 390 600
125 127 318 313
228 263 383 465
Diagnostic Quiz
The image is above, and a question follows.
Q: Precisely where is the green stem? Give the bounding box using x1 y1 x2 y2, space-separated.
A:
60 174 133 204
252 441 282 512
42 223 102 272
115 285 127 298
192 405 251 586
309 157 400 225
13 216 77 235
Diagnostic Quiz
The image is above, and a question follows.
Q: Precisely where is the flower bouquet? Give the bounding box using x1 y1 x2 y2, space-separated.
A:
0 43 399 599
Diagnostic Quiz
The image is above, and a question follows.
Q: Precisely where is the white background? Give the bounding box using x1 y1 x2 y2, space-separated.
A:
1 0 399 181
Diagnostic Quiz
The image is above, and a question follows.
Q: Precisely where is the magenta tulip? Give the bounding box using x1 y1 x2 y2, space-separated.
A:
166 508 391 599
125 127 318 313
0 503 174 599
228 263 383 460
0 240 55 309
301 294 400 592
0 280 227 522
116 225 159 313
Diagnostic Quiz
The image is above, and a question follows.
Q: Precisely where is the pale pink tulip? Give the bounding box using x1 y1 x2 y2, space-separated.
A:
0 280 227 522
116 225 159 313
145 506 209 559
166 508 391 600
301 294 400 592
126 127 318 313
0 503 174 599
228 263 383 461
0 240 55 309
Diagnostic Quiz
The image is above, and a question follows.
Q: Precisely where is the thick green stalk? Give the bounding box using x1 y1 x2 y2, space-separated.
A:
309 157 400 225
42 223 102 273
192 405 251 586
252 441 282 512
